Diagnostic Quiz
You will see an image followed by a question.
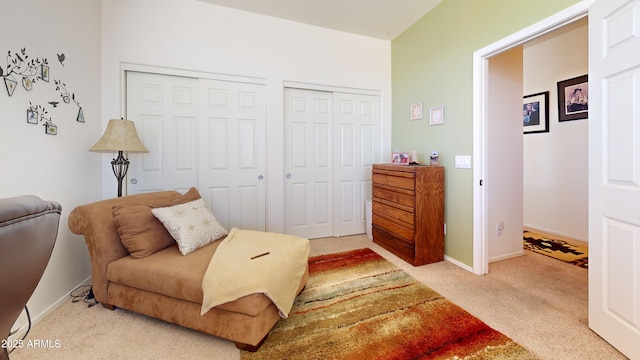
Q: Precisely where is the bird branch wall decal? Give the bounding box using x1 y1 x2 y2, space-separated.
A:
1 47 86 135
0 48 49 96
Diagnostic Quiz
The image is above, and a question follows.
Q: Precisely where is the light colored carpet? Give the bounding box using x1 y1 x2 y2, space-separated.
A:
9 234 626 360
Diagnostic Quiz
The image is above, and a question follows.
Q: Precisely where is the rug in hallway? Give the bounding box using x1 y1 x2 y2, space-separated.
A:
523 230 588 269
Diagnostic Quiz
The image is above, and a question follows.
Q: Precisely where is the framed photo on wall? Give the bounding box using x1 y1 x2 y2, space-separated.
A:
429 105 444 125
557 75 588 121
27 109 38 124
410 102 423 120
523 91 549 134
45 124 57 135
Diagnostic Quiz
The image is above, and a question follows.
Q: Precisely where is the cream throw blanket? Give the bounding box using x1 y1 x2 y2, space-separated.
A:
200 228 310 318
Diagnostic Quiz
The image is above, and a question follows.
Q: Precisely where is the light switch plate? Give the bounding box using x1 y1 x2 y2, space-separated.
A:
455 155 471 169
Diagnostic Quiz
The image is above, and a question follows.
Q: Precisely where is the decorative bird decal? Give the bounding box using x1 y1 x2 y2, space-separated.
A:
57 53 65 66
48 101 60 108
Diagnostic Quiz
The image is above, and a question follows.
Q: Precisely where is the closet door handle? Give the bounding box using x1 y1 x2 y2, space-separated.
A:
285 173 292 179
258 175 264 180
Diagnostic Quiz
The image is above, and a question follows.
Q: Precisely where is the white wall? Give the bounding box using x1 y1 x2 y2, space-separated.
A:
523 19 588 241
0 0 100 334
101 0 392 233
487 47 525 262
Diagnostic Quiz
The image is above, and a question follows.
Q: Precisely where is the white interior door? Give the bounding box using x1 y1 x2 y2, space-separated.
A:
332 92 379 236
284 88 333 238
126 71 199 194
198 79 266 231
589 0 640 358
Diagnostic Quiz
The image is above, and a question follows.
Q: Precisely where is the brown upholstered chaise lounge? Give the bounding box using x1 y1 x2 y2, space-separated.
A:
68 189 309 351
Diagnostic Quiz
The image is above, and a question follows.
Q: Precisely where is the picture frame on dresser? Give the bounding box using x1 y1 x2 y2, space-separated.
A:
391 152 410 164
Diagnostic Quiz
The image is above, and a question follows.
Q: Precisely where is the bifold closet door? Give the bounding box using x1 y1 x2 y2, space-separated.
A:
284 87 380 239
284 88 333 239
198 79 266 231
126 71 199 194
332 92 379 237
126 71 266 231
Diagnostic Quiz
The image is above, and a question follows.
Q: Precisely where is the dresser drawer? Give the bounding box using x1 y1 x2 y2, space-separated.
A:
372 201 414 226
372 173 415 191
373 226 415 264
372 214 414 241
372 186 414 208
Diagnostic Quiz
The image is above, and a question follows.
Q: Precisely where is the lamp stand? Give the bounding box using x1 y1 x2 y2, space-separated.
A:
111 151 130 197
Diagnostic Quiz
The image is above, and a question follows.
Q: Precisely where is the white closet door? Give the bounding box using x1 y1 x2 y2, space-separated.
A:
284 88 380 239
198 79 266 231
126 71 266 232
126 71 199 194
284 88 333 238
332 92 379 236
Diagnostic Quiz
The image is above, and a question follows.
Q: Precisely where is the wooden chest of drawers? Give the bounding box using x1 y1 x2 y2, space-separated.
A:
372 164 444 266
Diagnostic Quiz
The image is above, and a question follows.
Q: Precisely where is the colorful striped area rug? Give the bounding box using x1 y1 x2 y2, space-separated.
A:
241 248 539 360
523 230 588 269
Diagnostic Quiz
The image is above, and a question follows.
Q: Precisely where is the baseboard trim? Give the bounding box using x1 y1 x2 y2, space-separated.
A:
489 250 525 263
9 276 92 341
444 255 474 273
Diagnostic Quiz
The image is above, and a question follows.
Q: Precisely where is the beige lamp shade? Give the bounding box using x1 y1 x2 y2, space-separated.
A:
89 119 148 153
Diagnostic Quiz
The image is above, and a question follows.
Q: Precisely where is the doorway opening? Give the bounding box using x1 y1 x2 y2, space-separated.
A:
472 2 590 275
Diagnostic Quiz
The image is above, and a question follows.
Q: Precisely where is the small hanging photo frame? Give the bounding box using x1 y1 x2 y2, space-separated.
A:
40 64 50 82
27 109 38 124
45 124 57 135
410 102 423 120
430 105 444 125
4 77 17 96
76 107 85 123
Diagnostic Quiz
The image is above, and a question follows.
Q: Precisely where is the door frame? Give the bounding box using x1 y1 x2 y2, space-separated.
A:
472 1 593 275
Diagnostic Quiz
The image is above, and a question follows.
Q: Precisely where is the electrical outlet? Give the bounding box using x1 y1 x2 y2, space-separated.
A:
497 221 504 236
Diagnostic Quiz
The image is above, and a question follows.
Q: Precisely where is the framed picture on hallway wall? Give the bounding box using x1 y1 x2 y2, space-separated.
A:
557 75 588 121
523 91 549 134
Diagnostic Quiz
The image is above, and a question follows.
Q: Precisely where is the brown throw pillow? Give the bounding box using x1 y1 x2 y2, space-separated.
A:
113 187 203 258
112 205 175 258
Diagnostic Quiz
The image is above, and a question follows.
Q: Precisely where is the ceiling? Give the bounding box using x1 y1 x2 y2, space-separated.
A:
197 0 443 40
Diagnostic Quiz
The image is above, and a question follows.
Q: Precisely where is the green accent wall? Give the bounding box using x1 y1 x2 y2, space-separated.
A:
391 0 581 267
